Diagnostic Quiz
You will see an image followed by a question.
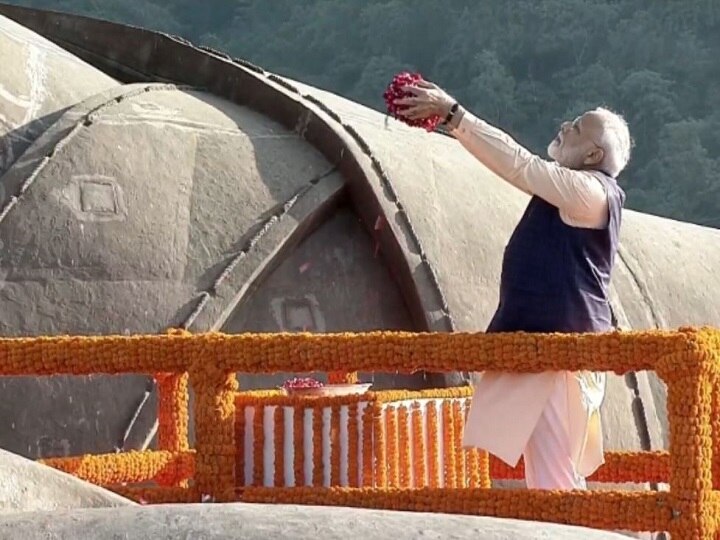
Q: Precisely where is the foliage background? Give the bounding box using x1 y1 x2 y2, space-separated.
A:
9 0 720 227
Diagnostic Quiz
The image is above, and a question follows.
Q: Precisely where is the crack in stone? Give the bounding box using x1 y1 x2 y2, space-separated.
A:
616 245 663 328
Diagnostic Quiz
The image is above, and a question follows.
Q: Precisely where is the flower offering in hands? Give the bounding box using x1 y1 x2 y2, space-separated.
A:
383 71 441 132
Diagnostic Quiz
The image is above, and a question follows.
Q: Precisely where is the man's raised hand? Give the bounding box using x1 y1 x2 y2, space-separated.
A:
395 81 455 120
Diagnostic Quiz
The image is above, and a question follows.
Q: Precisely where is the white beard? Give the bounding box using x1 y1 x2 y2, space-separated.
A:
547 139 560 161
547 139 585 169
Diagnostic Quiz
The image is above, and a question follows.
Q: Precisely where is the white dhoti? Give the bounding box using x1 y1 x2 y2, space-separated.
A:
463 370 606 489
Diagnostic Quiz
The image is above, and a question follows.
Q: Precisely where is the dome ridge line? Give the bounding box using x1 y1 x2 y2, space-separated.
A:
181 163 341 331
0 83 194 231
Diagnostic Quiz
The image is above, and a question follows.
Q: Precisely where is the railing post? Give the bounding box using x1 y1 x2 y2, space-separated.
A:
665 362 715 539
155 372 190 487
713 376 720 491
156 372 190 452
478 450 491 489
192 365 238 502
712 375 720 540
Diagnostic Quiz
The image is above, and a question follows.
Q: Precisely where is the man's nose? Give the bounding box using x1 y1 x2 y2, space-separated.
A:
560 121 571 132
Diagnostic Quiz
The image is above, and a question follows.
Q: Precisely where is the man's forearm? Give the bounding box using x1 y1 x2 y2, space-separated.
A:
447 107 608 223
448 108 534 194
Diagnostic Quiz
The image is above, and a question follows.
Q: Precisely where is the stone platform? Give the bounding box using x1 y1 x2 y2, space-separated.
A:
0 449 133 514
0 502 636 540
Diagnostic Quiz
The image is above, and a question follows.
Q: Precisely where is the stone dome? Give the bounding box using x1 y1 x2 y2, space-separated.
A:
0 3 719 468
0 15 117 176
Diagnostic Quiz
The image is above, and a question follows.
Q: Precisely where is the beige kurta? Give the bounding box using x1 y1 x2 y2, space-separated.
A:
451 112 611 477
464 371 606 476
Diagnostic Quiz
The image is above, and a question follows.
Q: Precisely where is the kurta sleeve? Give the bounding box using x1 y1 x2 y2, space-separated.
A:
451 112 608 228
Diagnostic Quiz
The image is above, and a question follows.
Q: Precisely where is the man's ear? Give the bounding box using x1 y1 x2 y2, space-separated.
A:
585 147 604 166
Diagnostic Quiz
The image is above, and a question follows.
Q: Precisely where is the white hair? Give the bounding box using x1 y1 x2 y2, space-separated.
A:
591 107 633 178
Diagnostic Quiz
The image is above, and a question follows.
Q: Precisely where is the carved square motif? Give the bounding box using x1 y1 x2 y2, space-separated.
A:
80 180 118 215
282 297 317 332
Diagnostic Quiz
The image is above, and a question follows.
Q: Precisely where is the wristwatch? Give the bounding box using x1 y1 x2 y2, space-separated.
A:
444 102 459 125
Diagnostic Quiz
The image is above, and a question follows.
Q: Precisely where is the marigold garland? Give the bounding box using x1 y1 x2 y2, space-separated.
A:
274 406 285 487
189 368 238 502
253 406 265 487
234 404 246 488
331 405 342 486
665 358 714 538
190 367 237 501
235 387 472 409
373 403 387 488
294 406 305 487
386 407 400 487
478 451 491 489
238 391 366 408
155 372 190 453
427 404 440 488
489 450 671 484
373 387 473 403
22 328 720 539
233 391 485 490
40 450 194 486
467 448 481 488
442 401 456 488
397 405 411 488
154 372 190 488
411 402 426 488
452 401 465 488
463 400 482 488
362 404 374 487
3 328 712 377
712 381 720 490
313 408 324 486
348 403 359 487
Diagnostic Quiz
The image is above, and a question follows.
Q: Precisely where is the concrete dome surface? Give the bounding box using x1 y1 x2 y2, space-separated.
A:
0 502 634 540
0 449 134 514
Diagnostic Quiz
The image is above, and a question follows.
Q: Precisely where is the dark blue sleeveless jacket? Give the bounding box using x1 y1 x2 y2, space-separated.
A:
487 173 625 333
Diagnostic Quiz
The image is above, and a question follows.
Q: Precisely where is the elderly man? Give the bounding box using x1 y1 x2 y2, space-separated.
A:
395 81 631 490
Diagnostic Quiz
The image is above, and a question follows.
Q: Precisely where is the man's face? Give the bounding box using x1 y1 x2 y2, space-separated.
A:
547 111 605 170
